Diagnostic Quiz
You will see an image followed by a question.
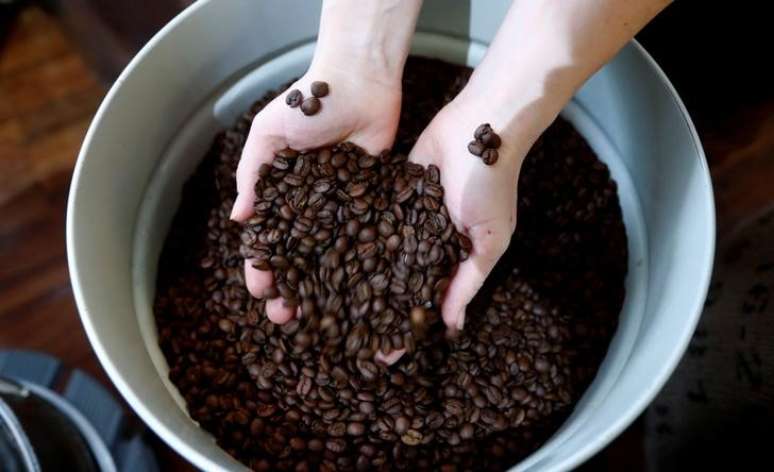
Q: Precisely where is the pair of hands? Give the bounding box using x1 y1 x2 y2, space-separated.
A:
229 0 671 363
230 61 526 339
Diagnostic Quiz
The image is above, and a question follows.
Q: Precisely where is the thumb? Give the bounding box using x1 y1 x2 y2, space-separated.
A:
406 129 438 169
441 221 512 330
230 115 284 222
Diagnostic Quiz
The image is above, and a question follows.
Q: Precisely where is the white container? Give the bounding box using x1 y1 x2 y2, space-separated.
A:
66 1 715 470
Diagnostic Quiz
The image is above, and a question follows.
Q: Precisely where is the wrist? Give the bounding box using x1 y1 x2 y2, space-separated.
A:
310 42 403 89
311 0 422 87
452 70 565 163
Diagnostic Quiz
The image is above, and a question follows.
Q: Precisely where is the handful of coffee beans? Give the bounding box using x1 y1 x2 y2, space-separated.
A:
154 57 627 471
240 142 470 366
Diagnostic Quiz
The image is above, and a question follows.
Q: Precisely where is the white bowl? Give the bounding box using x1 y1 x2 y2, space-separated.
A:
67 1 715 470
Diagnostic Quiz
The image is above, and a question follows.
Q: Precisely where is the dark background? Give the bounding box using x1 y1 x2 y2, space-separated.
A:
1 0 771 470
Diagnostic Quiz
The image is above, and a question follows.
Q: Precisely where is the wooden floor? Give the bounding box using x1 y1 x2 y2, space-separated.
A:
0 7 104 373
0 5 772 472
0 6 189 470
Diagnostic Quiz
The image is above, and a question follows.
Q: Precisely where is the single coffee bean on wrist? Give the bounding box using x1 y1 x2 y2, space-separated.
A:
300 97 321 116
482 148 499 166
285 89 303 108
467 140 485 157
480 129 501 149
310 81 329 98
474 123 491 140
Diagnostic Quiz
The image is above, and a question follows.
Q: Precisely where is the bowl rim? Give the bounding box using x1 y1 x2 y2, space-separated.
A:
548 40 715 472
66 2 716 471
66 2 230 471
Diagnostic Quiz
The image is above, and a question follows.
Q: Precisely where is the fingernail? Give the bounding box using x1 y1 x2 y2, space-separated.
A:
229 194 240 220
456 309 466 331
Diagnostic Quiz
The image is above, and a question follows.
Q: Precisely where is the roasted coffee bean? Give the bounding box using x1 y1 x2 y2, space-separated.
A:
310 81 329 98
290 437 306 451
345 219 360 238
347 422 365 436
395 186 414 203
460 423 475 440
358 226 377 243
349 182 368 197
474 123 491 140
277 148 299 159
297 376 313 397
385 234 401 252
336 167 350 182
313 180 331 194
427 164 441 184
308 438 324 452
256 404 277 418
269 255 289 269
286 89 303 107
331 152 348 168
377 220 394 237
362 257 377 272
284 173 303 186
317 148 332 164
358 360 378 382
272 157 290 170
218 318 234 333
359 401 375 415
535 356 551 373
329 422 346 437
279 204 294 220
424 182 443 199
394 416 410 435
326 438 346 453
481 129 501 149
358 154 377 169
467 140 485 157
410 306 426 328
408 272 424 293
482 149 499 166
356 242 378 260
401 430 423 446
301 97 321 116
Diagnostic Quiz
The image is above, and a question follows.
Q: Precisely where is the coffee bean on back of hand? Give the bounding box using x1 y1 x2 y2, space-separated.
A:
300 97 321 116
311 81 329 98
285 89 303 108
288 81 330 115
469 122 502 165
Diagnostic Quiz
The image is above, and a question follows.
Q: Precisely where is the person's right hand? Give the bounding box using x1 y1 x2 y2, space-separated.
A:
231 0 423 326
409 93 542 333
230 62 402 324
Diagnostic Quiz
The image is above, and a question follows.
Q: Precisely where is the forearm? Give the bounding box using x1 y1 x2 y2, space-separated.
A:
312 0 424 86
463 0 671 143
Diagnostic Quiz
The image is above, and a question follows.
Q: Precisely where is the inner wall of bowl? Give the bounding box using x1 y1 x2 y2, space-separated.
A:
133 33 648 470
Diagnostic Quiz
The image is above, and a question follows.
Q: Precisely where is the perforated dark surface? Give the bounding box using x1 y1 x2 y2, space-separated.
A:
0 350 158 472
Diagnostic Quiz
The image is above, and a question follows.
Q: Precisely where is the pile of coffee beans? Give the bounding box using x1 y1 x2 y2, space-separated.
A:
240 142 469 362
467 123 501 165
154 57 627 471
286 80 330 116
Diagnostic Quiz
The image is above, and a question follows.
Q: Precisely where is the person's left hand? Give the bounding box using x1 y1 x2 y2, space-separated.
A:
230 62 402 324
409 92 544 332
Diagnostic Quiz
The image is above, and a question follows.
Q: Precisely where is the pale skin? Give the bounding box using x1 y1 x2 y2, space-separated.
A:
231 0 671 362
